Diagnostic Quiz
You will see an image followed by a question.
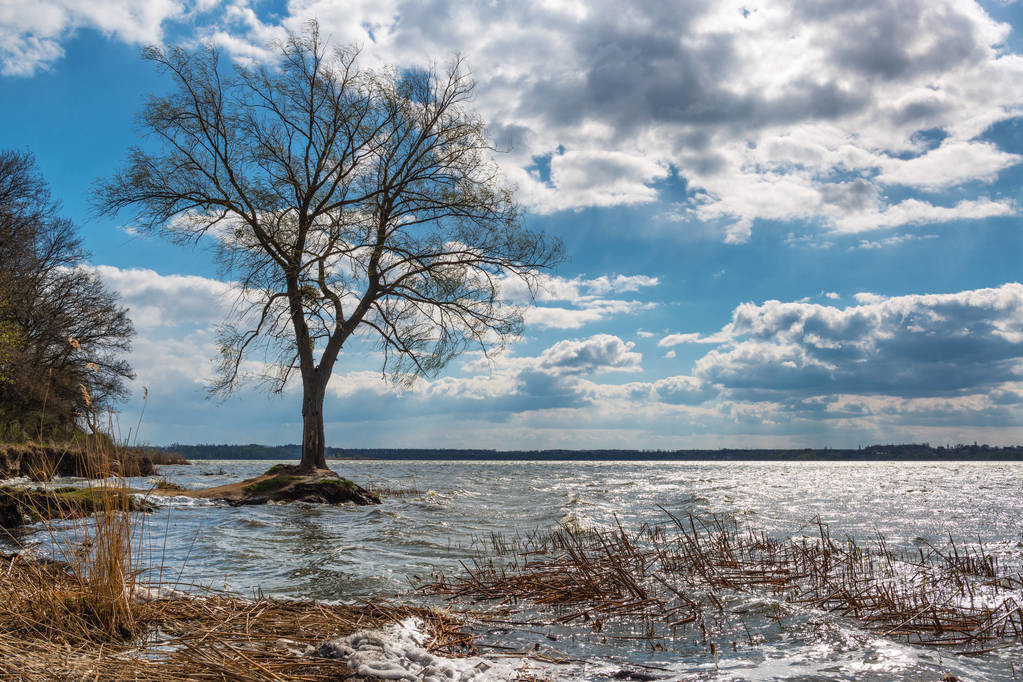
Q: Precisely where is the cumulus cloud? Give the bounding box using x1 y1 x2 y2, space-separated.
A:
10 1 1023 240
0 0 184 75
500 272 659 330
691 283 1023 398
267 0 1023 239
84 266 1023 447
92 265 235 329
537 334 642 375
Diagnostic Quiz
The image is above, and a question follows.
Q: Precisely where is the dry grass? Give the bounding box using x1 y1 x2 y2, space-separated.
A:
0 453 476 681
0 441 157 479
0 551 470 680
145 449 191 465
0 448 475 679
0 381 484 680
152 477 187 491
7 431 149 639
417 512 1023 656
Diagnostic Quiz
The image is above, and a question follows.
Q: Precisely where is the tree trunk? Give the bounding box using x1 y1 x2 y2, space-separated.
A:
299 375 327 471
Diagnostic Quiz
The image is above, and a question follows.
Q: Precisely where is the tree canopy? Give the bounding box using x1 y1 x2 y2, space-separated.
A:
0 149 134 441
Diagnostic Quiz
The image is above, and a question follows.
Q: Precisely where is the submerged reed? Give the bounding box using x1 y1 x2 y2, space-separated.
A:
417 511 1023 657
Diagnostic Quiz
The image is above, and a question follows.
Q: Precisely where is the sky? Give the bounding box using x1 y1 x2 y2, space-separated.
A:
4 0 1023 449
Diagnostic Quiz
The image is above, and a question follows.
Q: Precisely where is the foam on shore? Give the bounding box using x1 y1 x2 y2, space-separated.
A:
311 616 519 681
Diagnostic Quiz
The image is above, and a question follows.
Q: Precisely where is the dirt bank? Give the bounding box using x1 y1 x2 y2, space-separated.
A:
0 443 157 480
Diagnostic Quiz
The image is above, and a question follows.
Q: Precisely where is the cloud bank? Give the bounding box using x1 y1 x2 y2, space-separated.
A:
91 265 1023 447
6 1 1023 242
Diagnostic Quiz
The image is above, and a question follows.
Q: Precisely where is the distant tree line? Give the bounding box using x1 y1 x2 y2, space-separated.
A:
0 149 134 442
150 442 1023 461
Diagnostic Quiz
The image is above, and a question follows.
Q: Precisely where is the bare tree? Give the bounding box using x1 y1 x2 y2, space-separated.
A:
97 24 560 471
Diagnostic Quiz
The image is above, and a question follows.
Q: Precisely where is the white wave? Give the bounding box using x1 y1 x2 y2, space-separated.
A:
311 616 519 681
141 494 215 507
559 512 609 535
132 584 187 601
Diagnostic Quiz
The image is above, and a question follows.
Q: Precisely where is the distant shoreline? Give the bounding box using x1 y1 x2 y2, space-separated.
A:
148 443 1023 462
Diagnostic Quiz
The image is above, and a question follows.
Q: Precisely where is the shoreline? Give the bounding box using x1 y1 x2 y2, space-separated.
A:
0 550 481 681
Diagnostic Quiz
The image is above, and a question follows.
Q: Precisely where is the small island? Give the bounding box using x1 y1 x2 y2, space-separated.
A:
148 463 381 506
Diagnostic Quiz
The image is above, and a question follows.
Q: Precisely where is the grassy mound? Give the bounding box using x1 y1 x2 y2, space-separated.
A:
148 465 381 506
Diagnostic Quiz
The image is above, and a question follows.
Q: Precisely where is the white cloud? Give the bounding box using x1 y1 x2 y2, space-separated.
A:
852 233 938 250
853 292 888 305
91 265 234 329
525 299 654 330
501 272 658 304
584 274 659 295
11 1 1023 240
523 306 605 330
658 331 731 347
692 283 1023 397
537 334 642 375
519 150 669 213
832 197 1015 234
0 0 184 75
876 140 1022 190
499 272 658 330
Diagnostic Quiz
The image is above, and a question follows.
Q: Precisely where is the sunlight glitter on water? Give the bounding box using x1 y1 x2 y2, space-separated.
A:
8 459 1023 680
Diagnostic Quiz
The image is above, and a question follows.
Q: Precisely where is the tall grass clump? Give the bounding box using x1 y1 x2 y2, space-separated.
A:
1 379 150 643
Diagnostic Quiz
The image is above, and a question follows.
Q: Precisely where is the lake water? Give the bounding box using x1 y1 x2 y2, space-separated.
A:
9 459 1023 680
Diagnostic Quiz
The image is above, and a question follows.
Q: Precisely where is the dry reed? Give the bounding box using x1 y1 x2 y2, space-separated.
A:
0 552 469 681
417 511 1023 657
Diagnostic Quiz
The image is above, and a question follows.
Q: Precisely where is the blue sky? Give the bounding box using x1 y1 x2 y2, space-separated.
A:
5 0 1023 449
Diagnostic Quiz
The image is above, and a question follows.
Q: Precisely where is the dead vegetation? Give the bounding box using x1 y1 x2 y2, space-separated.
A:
416 511 1023 657
0 551 471 680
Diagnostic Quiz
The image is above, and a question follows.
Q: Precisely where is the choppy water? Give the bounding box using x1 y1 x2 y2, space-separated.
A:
9 460 1023 680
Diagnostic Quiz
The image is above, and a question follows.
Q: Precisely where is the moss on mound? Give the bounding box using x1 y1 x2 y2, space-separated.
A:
231 466 380 506
147 465 381 506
